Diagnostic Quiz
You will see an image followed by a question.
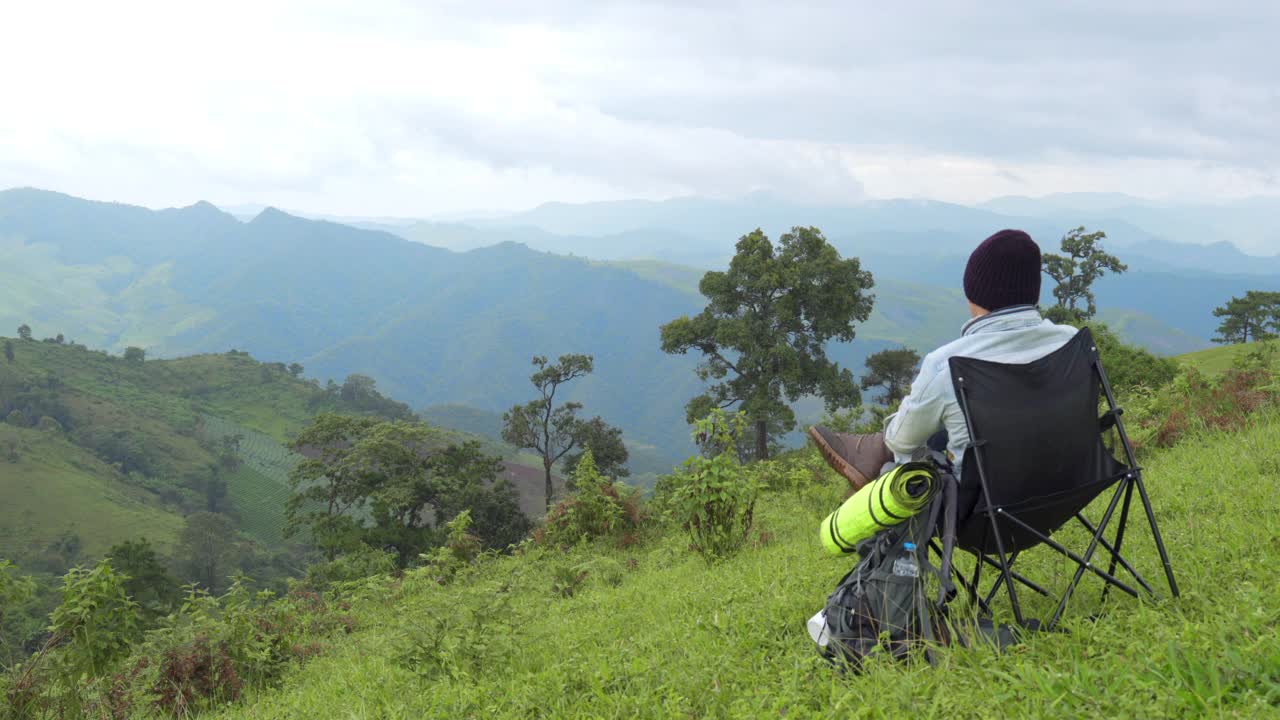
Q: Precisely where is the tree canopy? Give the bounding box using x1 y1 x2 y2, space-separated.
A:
660 226 874 459
176 512 244 593
502 354 596 509
563 415 629 482
1212 291 1280 344
287 413 527 566
860 347 921 405
1042 226 1126 322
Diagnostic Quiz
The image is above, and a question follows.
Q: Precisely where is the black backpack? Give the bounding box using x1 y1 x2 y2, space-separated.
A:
820 485 952 669
818 466 1028 669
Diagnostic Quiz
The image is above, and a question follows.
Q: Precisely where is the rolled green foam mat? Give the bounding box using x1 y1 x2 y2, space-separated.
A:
820 460 939 555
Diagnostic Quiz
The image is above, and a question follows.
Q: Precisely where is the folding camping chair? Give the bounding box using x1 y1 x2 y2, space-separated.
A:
937 327 1179 631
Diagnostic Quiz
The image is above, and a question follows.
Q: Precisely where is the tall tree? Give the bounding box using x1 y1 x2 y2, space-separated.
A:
176 512 242 592
355 421 446 567
502 354 594 509
660 227 874 459
123 346 146 363
563 416 629 481
1041 226 1126 322
106 538 180 618
861 347 921 405
428 441 530 551
288 414 526 564
3 341 12 363
16 325 31 341
286 413 383 559
1212 291 1280 344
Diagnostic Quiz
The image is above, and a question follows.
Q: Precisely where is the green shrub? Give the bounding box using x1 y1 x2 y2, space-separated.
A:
0 560 36 617
664 410 761 562
1089 322 1179 397
303 546 397 591
816 406 861 433
1126 343 1279 451
47 559 141 680
121 580 353 717
541 450 643 547
577 556 626 588
0 560 37 669
5 568 357 719
549 561 590 598
395 585 517 681
419 510 483 584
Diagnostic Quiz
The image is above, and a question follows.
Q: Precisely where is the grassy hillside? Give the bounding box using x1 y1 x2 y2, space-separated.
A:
1176 342 1257 377
1097 308 1209 356
0 335 320 566
0 423 183 562
0 338 532 572
198 412 1280 719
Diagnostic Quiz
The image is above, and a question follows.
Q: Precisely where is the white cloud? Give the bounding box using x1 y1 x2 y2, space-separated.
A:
0 0 1277 216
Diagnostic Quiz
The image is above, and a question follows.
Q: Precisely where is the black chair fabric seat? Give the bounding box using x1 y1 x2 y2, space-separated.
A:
937 326 1178 629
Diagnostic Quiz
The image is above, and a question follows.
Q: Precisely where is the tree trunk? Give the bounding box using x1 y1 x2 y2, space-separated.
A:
544 459 554 510
755 419 769 461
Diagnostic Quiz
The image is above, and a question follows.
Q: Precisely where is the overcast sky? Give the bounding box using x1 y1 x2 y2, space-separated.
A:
1 1 1277 217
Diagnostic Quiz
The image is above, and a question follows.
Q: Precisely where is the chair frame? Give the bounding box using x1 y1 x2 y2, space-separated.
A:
943 331 1179 631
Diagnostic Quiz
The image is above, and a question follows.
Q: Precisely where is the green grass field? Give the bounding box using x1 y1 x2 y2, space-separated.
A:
201 412 1280 719
0 425 182 560
1176 343 1257 377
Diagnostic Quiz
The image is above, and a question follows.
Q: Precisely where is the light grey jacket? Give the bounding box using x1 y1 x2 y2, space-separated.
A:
883 305 1077 477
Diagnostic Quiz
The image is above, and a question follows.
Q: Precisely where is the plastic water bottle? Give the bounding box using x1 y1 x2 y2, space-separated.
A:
892 542 920 578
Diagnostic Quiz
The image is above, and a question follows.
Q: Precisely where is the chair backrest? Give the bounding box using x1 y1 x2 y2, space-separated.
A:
949 327 1128 553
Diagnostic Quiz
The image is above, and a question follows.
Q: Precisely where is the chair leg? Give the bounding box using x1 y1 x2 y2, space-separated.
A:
962 557 993 617
1047 481 1129 630
986 511 1026 627
1075 504 1157 597
1134 472 1180 598
979 551 1053 605
1000 512 1139 598
1100 478 1136 604
1095 350 1179 600
983 551 1017 607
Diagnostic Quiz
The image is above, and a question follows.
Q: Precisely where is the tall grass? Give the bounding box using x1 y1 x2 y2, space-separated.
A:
193 413 1280 719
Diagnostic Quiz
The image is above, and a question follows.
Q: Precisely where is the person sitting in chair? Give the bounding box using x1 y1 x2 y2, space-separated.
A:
809 229 1076 486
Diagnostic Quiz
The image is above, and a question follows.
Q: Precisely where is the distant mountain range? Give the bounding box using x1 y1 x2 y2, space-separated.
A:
2 187 1276 469
372 193 1278 344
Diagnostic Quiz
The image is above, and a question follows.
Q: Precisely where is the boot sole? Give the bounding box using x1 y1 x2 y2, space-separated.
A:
807 426 872 491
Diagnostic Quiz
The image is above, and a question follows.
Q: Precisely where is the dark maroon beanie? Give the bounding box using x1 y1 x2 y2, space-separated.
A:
963 229 1042 311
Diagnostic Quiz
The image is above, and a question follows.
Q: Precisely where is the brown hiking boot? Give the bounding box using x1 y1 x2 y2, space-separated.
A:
807 426 894 490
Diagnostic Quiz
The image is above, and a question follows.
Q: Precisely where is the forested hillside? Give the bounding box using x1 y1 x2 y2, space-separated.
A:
4 188 1253 473
0 335 556 659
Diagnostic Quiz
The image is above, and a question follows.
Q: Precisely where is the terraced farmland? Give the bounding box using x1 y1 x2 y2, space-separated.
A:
198 414 300 546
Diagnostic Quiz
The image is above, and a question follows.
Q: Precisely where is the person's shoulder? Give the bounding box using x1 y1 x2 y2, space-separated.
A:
918 340 966 382
1043 320 1084 340
922 335 972 367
